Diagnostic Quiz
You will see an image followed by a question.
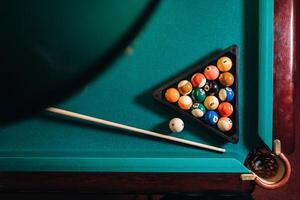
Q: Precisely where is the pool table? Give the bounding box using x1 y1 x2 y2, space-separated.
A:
0 0 297 196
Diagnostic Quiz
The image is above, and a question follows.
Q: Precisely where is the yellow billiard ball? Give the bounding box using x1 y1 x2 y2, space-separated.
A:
204 96 219 110
217 57 232 72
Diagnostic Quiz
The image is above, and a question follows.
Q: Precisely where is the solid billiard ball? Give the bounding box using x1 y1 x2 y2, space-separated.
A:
218 102 233 117
217 117 233 132
191 73 206 88
178 95 193 110
178 80 193 95
191 103 206 118
204 65 219 80
219 72 234 86
217 57 232 72
204 111 219 125
169 118 184 133
165 88 180 103
191 88 206 102
204 96 219 110
218 87 234 101
203 81 219 95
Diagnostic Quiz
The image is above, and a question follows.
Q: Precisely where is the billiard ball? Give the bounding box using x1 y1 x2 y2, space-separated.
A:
169 118 184 133
178 80 193 95
217 57 232 72
217 117 233 132
165 88 180 103
204 96 219 110
204 65 219 80
204 111 219 125
178 95 193 110
191 103 206 118
219 72 234 86
218 102 233 117
218 87 234 101
191 88 206 102
203 81 219 95
191 73 206 88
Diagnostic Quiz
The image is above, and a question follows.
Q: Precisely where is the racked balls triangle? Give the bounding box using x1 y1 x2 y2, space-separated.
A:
153 45 239 143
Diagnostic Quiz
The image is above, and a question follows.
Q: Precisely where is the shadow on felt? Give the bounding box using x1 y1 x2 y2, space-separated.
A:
134 50 228 148
39 113 221 151
242 0 265 152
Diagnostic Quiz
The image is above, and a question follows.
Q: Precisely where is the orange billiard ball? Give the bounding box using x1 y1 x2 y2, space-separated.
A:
165 88 180 103
204 65 219 80
217 57 232 72
219 72 234 86
218 102 233 117
178 96 193 110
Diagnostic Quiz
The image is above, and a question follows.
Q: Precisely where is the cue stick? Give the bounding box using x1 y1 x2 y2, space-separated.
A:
46 107 226 153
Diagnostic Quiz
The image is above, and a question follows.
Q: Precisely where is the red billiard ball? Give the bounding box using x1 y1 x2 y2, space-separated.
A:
204 65 219 80
218 102 233 117
191 73 206 88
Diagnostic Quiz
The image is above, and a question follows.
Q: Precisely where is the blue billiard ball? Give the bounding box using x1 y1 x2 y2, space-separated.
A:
218 87 234 101
204 111 219 125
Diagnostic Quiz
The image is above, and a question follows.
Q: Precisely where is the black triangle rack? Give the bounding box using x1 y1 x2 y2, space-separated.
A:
153 45 239 143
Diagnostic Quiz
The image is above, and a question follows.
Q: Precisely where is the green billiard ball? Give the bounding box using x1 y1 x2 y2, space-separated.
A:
191 88 206 102
191 103 206 118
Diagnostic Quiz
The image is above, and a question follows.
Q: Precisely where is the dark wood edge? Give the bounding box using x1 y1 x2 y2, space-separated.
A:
0 0 295 194
0 173 254 193
273 0 296 154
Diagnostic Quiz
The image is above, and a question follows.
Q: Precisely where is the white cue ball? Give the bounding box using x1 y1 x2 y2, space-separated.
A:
169 118 184 133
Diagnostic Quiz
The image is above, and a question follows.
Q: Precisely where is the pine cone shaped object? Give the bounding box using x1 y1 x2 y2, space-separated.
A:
245 148 279 179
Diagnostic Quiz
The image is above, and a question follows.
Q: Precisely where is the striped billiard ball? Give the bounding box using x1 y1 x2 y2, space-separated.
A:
177 80 193 95
191 73 206 88
178 96 193 110
218 87 234 101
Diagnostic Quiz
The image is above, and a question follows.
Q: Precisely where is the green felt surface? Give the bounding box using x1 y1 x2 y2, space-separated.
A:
0 0 273 172
258 0 274 148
